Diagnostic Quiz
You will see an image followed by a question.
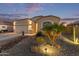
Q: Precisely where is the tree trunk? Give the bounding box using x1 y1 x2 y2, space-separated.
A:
52 32 61 48
52 32 60 42
45 31 53 44
45 31 61 48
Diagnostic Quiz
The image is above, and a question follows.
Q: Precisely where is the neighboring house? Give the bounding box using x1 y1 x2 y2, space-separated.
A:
13 15 60 35
0 21 13 32
67 21 79 27
62 18 79 26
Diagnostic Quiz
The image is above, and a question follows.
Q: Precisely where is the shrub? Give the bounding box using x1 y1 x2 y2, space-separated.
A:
36 31 44 37
36 37 45 44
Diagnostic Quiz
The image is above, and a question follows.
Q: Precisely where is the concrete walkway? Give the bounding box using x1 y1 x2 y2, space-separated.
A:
60 35 79 45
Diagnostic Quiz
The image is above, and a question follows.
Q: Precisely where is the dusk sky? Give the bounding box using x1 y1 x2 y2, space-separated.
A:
0 3 79 19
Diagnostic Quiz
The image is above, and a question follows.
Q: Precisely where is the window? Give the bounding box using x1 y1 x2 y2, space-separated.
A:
28 25 32 30
2 26 6 28
28 20 32 24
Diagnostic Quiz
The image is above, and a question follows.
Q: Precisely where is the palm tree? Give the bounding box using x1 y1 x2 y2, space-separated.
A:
42 23 65 48
52 23 65 42
42 23 53 43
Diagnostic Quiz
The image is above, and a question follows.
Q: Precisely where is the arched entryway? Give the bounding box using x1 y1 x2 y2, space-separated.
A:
43 21 53 27
41 20 54 29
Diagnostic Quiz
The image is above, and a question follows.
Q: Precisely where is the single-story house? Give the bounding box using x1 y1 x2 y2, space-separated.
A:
13 15 60 36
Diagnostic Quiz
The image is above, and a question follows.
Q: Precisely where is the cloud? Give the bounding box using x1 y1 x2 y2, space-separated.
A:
74 13 79 16
25 3 44 15
0 13 28 19
72 10 79 17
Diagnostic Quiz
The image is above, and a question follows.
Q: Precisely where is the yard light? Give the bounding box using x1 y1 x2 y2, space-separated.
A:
39 44 59 55
13 21 16 32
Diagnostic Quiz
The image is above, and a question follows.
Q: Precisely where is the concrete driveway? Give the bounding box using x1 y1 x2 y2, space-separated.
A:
0 32 22 47
0 32 21 41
